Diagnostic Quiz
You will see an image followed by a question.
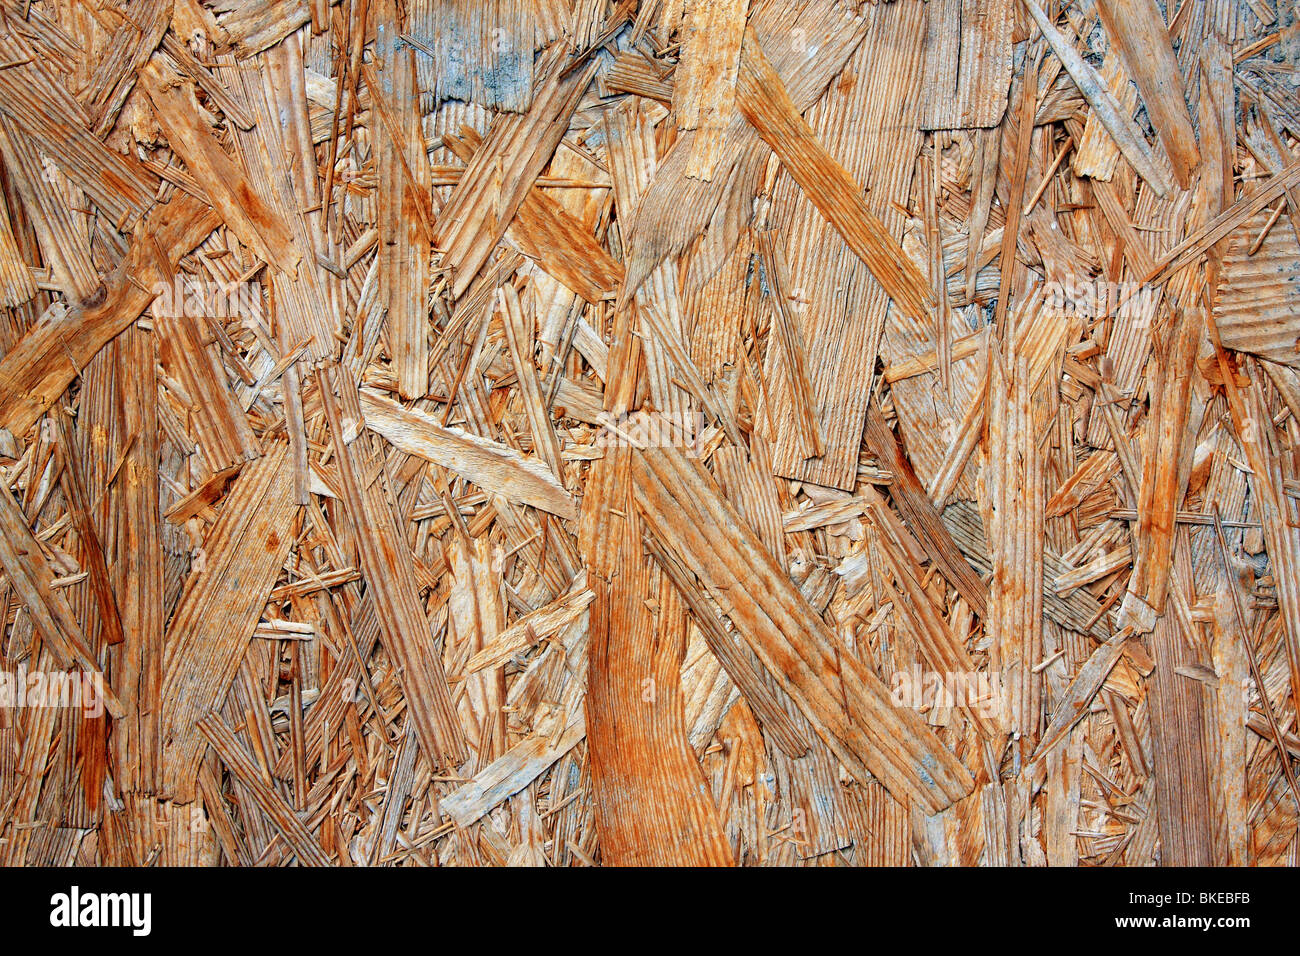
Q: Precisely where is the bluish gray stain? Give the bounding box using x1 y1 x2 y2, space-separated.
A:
918 753 938 789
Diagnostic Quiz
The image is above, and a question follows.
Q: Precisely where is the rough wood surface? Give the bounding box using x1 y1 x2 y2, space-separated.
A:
0 0 1296 868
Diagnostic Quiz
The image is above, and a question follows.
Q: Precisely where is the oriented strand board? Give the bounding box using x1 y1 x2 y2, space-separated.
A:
0 0 1295 869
